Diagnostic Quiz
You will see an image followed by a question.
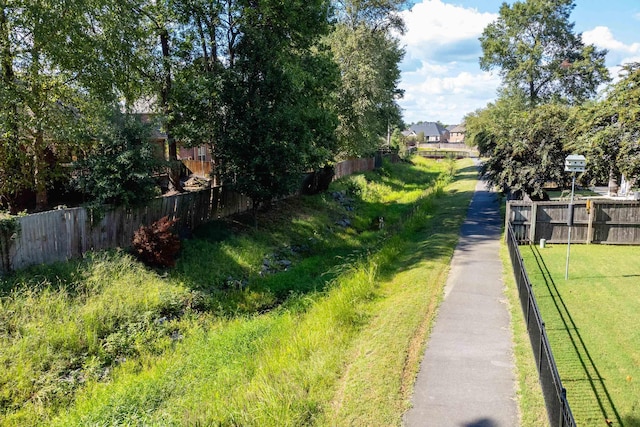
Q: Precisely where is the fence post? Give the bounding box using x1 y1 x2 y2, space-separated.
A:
560 388 567 427
539 321 545 372
505 202 512 242
587 200 595 244
529 202 538 244
526 287 532 330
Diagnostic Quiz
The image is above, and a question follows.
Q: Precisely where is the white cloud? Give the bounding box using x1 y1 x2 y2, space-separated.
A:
399 69 500 125
398 0 500 124
582 26 640 84
400 0 497 64
583 26 640 55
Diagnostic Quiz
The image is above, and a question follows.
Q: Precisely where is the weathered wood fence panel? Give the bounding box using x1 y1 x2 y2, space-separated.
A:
507 200 640 245
5 187 252 273
1 157 379 274
418 143 473 150
334 157 376 179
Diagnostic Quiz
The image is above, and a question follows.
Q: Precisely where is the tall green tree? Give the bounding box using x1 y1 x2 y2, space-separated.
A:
168 0 227 164
479 0 609 107
466 92 570 198
570 63 640 189
0 0 101 211
72 110 161 209
327 0 405 157
216 0 339 215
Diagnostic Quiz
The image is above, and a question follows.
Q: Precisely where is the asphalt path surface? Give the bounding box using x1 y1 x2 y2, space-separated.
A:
404 177 518 427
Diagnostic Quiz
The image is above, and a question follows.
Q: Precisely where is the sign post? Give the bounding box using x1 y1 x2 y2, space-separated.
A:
564 155 586 280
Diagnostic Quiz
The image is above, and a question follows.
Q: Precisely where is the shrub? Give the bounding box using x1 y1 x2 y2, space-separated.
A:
72 111 162 210
132 217 181 267
344 175 368 198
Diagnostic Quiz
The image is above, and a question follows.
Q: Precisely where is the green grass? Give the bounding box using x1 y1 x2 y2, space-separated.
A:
319 160 478 425
545 189 600 199
500 243 549 426
521 244 640 427
0 157 478 426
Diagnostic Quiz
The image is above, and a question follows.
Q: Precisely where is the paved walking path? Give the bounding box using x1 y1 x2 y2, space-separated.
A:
404 178 518 427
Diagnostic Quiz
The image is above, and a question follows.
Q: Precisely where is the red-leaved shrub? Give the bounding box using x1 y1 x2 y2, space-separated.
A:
132 216 181 267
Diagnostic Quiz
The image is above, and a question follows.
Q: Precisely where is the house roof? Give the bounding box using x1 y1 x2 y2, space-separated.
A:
449 124 466 133
408 122 447 137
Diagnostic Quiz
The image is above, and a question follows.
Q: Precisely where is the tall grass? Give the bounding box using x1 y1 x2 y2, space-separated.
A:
1 156 475 426
0 252 199 425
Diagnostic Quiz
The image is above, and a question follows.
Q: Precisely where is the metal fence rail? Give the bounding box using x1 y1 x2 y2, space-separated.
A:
506 223 576 427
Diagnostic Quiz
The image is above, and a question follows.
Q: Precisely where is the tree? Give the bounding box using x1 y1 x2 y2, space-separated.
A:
327 0 405 157
0 0 98 211
479 0 609 107
215 0 339 216
570 63 640 190
121 0 186 193
167 0 229 174
466 92 570 198
390 128 407 156
0 0 159 212
72 110 161 209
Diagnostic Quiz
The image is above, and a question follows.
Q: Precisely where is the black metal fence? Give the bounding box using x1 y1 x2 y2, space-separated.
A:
506 223 576 427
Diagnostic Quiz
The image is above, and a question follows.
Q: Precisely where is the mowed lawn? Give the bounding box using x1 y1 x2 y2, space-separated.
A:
521 244 640 427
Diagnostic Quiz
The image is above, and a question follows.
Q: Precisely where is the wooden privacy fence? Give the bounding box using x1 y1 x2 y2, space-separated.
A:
3 186 252 273
0 156 379 274
507 199 640 245
333 157 376 179
418 142 472 150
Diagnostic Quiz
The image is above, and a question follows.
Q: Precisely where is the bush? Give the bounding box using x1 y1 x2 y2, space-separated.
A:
132 217 181 267
72 111 162 210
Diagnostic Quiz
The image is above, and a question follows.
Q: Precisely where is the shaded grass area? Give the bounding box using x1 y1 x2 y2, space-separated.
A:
521 244 640 427
498 197 548 426
0 157 478 426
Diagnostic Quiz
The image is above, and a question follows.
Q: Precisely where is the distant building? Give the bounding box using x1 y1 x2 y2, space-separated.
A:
405 122 449 143
447 124 466 143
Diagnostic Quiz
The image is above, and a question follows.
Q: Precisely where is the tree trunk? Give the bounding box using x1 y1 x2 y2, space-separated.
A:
33 130 48 211
529 79 536 106
608 167 619 196
29 44 49 211
0 5 22 211
159 27 182 193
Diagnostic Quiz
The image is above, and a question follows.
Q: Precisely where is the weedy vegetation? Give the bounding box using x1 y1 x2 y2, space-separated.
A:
1 157 479 426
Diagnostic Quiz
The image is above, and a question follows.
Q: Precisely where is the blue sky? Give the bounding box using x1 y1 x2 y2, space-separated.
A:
397 0 640 125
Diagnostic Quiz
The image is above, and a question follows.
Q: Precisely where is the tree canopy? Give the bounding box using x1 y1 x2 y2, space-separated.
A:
0 0 409 213
215 0 340 211
569 63 640 188
479 0 609 107
327 0 405 158
471 0 628 197
466 91 570 198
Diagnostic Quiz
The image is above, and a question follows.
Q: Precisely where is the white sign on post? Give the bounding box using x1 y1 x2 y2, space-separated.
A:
564 154 586 280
